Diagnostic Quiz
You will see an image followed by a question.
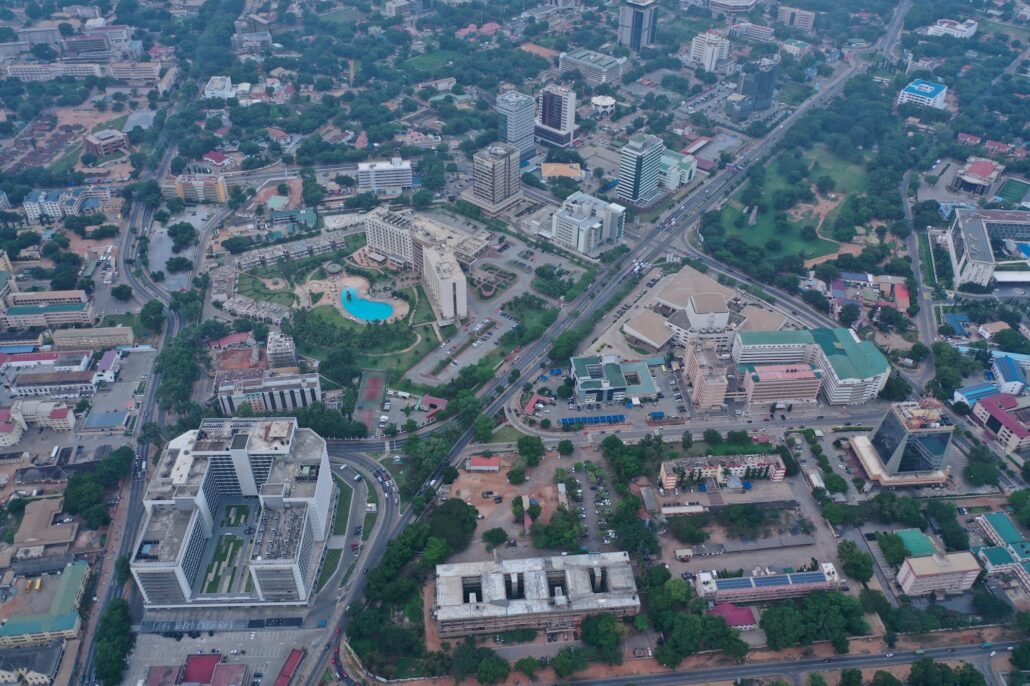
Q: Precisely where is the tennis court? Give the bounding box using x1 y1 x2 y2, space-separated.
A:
998 179 1030 205
355 369 387 434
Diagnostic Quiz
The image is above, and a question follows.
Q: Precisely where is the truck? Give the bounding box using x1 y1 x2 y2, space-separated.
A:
981 642 993 650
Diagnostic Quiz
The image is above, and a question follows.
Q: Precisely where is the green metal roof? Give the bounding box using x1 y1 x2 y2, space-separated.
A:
571 355 657 397
1011 540 1030 560
983 512 1024 545
736 330 814 346
895 529 935 557
978 546 1015 566
5 303 86 316
0 561 87 638
810 328 888 381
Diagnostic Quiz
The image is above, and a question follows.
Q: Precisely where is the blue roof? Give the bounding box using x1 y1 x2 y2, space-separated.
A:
994 356 1027 384
903 79 947 97
955 382 1000 403
956 346 1030 363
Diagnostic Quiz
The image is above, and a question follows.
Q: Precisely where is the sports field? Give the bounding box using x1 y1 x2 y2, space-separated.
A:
998 179 1030 205
355 369 387 434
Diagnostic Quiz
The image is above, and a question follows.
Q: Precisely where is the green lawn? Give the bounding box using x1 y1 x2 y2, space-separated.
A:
92 114 128 134
409 286 436 325
203 534 243 593
379 455 410 504
237 274 298 306
491 424 528 443
332 475 353 535
316 548 343 592
48 143 82 173
362 487 379 542
918 233 937 287
101 312 149 338
408 50 462 71
322 6 364 23
806 143 868 194
980 19 1030 43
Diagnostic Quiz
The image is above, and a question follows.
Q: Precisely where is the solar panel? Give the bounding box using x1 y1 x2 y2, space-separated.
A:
715 578 754 589
790 572 827 584
754 575 789 587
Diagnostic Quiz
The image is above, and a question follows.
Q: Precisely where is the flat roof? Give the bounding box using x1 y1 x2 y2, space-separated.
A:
436 553 639 621
655 267 732 310
811 328 888 380
134 505 194 564
13 498 77 548
622 310 673 348
981 511 1024 545
902 551 979 576
4 303 87 315
0 561 87 638
562 47 623 68
903 79 947 97
896 528 936 557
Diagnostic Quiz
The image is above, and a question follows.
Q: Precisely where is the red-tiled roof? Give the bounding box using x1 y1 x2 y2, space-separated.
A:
977 393 1030 439
708 603 757 627
470 455 501 468
965 160 997 179
183 654 222 684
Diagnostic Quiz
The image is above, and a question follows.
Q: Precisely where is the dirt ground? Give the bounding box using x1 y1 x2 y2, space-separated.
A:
213 347 267 371
254 178 303 209
788 188 845 230
804 242 864 268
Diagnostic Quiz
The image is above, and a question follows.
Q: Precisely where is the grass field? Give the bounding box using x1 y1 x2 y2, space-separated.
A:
721 144 867 262
332 475 354 535
48 143 82 173
101 312 149 338
237 274 298 306
408 50 462 71
491 424 528 443
980 19 1030 43
409 286 436 325
203 534 243 593
379 455 410 504
322 6 363 23
92 114 128 134
362 487 379 542
316 549 343 592
998 179 1030 205
918 233 937 287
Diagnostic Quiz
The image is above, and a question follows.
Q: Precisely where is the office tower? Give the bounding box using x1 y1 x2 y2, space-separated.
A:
496 91 536 161
356 158 414 195
551 192 626 257
535 84 576 148
689 31 730 72
738 55 779 110
130 418 334 607
776 5 816 31
869 401 954 475
618 133 664 206
266 331 298 369
466 142 522 214
617 0 658 52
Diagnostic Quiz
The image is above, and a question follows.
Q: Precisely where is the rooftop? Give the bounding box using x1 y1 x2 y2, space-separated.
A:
890 399 948 430
4 303 87 316
902 79 947 97
251 503 309 562
0 561 87 638
981 511 1025 545
562 47 624 68
896 528 936 557
134 505 195 564
903 551 980 576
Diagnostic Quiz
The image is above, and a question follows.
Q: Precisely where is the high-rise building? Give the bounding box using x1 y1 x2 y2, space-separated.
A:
535 84 576 148
617 0 658 52
618 133 664 206
689 31 730 72
130 418 334 608
867 400 954 475
558 48 627 85
550 191 626 257
175 175 229 203
495 91 536 161
466 142 522 214
266 332 298 369
356 158 414 195
776 5 816 31
736 55 779 112
422 245 468 323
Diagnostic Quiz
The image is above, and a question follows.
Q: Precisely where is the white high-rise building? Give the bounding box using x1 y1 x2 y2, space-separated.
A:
618 133 664 206
551 192 626 258
466 142 522 214
422 245 468 324
689 31 730 72
535 84 576 148
496 91 537 161
357 158 414 195
130 418 334 607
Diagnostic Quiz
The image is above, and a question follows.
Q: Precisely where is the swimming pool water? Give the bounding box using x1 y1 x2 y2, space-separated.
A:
340 288 394 322
1018 243 1030 259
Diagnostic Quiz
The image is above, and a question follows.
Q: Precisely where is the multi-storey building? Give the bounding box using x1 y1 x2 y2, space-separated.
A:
737 56 779 112
617 0 658 52
9 370 96 398
689 31 730 72
684 342 730 409
864 399 954 475
776 5 815 30
435 553 640 637
694 564 842 603
0 292 95 328
0 561 89 648
214 373 322 415
106 61 161 83
51 325 135 349
943 209 1030 287
465 143 522 214
658 150 697 190
130 419 334 607
422 245 468 323
496 91 537 161
61 33 112 60
84 128 129 157
9 399 75 431
731 329 889 405
356 158 414 195
728 22 775 41
203 75 234 99
618 133 664 206
707 0 758 11
175 175 229 203
22 191 65 223
570 354 657 404
896 553 980 596
550 192 626 257
742 364 822 407
897 79 948 109
4 63 104 81
659 454 786 488
927 18 978 38
558 48 627 85
266 332 298 369
970 393 1030 453
535 84 576 148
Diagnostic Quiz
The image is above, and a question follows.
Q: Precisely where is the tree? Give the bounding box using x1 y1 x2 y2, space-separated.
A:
514 657 542 678
94 599 133 686
115 555 131 585
681 432 693 450
840 669 863 686
557 439 574 456
442 465 459 484
838 303 861 327
878 374 911 401
703 429 723 444
166 256 192 273
412 189 434 209
837 540 874 583
508 466 526 484
476 655 510 685
517 435 545 467
816 176 836 194
473 415 494 442
581 614 623 664
482 528 508 547
428 499 478 552
1012 642 1030 670
551 647 589 678
111 284 133 301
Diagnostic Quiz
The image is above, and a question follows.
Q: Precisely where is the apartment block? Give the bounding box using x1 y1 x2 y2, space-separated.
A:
84 128 129 157
215 373 322 415
658 454 786 489
689 31 730 72
435 553 640 637
357 158 414 195
776 6 815 31
131 418 334 607
422 245 468 323
51 325 135 349
266 332 298 369
22 191 65 223
896 553 980 596
558 48 627 85
550 191 626 257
